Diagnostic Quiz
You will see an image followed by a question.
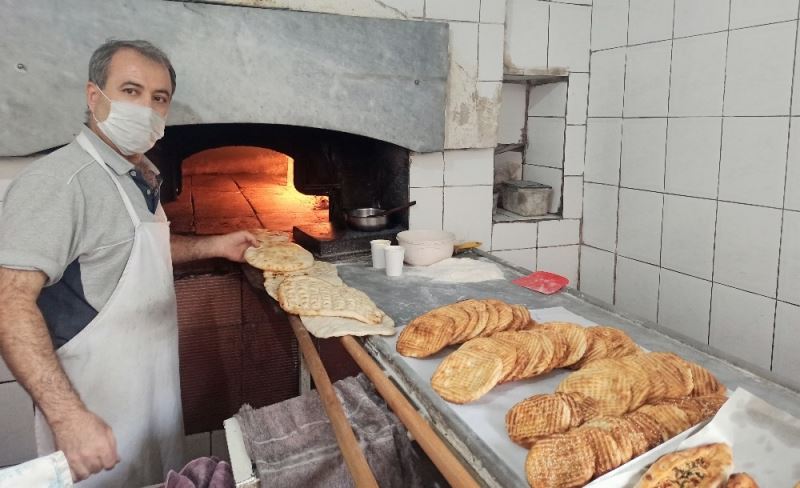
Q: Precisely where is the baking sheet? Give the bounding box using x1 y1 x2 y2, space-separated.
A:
593 388 800 487
384 306 603 484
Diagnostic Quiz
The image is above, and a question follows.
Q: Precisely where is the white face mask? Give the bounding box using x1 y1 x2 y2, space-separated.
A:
93 88 166 156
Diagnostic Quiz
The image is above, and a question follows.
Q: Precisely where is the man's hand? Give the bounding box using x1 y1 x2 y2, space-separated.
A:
51 408 119 482
171 231 258 265
211 230 259 262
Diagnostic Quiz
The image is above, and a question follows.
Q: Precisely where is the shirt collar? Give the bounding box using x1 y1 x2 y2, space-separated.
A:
79 126 161 176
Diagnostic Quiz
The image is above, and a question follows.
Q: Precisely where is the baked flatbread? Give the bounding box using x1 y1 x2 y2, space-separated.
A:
245 242 314 272
277 275 384 324
635 443 733 488
300 313 395 338
263 261 341 299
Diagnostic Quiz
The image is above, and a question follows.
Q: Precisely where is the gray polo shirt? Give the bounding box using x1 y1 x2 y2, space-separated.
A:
0 127 164 348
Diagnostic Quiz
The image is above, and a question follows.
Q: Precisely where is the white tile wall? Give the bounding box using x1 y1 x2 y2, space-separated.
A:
582 182 619 251
623 41 672 117
664 117 722 199
548 3 592 72
564 125 586 176
714 202 782 297
658 269 712 344
729 0 799 29
710 284 776 371
529 82 568 117
448 21 479 79
778 210 800 304
478 23 505 81
526 118 566 167
523 165 563 214
425 0 480 22
591 0 629 50
615 256 660 322
538 219 580 247
588 48 626 117
492 248 537 270
669 33 727 117
443 186 493 247
480 0 507 23
617 188 663 265
498 83 527 144
579 245 615 303
444 148 494 186
409 152 444 187
784 120 800 210
620 118 667 192
409 187 444 230
585 118 622 185
719 117 789 208
537 245 580 284
772 301 800 389
673 0 729 38
0 382 35 466
505 0 549 70
567 73 590 125
661 195 717 280
562 176 584 219
628 0 675 45
581 0 800 377
724 22 796 116
491 222 538 250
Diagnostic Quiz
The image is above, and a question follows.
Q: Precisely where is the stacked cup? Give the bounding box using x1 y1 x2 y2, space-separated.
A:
370 239 405 277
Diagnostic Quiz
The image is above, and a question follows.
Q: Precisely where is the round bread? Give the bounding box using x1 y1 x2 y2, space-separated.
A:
245 242 314 272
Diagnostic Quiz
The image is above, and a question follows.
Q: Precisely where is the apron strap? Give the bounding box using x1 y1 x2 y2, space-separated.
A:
76 133 141 227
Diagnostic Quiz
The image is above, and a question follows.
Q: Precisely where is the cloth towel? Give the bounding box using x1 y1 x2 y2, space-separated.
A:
164 456 234 488
235 374 424 488
0 450 73 488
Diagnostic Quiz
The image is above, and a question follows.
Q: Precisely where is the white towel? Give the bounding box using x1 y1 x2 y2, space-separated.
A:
0 450 72 488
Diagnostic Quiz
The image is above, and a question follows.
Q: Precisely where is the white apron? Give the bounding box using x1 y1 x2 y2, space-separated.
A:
34 133 184 487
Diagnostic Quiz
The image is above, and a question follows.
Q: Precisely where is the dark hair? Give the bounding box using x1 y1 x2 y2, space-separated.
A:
89 39 176 94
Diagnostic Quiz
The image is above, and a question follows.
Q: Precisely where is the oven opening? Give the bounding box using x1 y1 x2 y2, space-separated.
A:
163 145 329 236
153 123 411 258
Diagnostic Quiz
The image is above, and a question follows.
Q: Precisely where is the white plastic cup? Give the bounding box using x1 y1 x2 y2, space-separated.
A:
370 239 391 269
384 245 405 277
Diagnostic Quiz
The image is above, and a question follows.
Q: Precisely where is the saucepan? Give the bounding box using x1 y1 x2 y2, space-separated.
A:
344 201 417 231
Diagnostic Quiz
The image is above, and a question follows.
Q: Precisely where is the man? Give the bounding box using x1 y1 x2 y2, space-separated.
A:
0 40 257 486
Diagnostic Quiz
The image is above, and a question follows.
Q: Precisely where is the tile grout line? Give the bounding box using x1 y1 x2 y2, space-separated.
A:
590 17 800 54
708 0 733 346
771 8 800 371
656 0 678 326
611 0 632 307
578 2 595 292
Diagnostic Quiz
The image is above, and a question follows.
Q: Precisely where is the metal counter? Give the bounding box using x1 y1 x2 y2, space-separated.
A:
334 252 800 487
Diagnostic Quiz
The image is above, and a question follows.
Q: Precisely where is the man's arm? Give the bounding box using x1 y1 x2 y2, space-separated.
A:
170 230 258 265
0 267 118 481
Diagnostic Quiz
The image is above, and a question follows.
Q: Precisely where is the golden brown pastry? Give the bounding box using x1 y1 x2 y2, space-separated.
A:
727 473 760 488
634 443 733 488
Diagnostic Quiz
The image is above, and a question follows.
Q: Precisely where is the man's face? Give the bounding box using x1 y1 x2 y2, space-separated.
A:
87 48 173 122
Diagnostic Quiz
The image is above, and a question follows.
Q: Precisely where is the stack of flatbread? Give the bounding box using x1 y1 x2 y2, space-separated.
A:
523 395 728 488
555 352 725 416
396 299 535 358
244 239 394 337
504 353 728 487
425 321 640 403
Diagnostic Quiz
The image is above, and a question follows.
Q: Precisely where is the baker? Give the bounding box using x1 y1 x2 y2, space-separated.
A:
0 40 258 486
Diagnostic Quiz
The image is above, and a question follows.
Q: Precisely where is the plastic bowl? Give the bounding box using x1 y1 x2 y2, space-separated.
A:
396 230 455 266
